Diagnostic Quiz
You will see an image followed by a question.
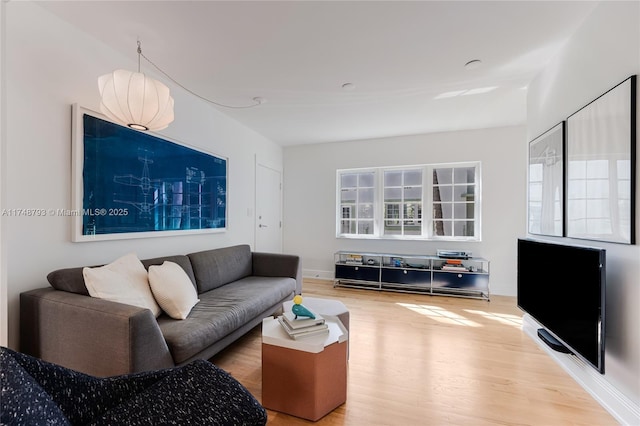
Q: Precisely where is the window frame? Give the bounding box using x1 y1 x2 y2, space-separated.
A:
336 162 481 241
336 169 377 237
382 167 424 237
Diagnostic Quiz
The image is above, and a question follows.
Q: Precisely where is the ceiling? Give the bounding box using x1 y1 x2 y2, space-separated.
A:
37 1 599 146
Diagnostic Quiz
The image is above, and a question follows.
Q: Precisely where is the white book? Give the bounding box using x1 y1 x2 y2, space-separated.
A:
262 316 348 353
277 316 331 340
281 311 325 329
442 265 468 272
289 327 330 340
278 316 328 335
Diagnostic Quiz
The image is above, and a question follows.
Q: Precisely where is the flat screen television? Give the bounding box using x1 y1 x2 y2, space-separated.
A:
517 238 606 373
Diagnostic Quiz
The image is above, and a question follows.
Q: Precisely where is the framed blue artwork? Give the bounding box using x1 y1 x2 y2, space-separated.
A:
71 104 227 242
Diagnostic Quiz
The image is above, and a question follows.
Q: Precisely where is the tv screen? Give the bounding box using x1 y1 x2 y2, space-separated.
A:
517 238 605 373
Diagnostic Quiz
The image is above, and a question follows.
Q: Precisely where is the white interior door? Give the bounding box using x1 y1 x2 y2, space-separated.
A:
255 163 282 253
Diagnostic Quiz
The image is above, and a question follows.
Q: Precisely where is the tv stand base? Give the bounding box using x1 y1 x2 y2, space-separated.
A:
537 328 571 353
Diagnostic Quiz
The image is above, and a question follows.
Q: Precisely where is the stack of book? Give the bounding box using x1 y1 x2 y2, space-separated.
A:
441 259 468 272
344 254 363 264
277 311 329 340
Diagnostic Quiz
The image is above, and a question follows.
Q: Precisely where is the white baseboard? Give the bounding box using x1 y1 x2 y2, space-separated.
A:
302 269 334 281
523 314 640 425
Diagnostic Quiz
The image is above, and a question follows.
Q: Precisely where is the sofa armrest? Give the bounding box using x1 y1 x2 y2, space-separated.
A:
252 252 302 294
20 288 174 377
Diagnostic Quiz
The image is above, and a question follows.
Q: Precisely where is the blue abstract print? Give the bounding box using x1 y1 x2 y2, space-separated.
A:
82 114 226 236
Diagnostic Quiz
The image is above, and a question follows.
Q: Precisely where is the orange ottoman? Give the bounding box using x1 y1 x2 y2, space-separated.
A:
261 317 348 421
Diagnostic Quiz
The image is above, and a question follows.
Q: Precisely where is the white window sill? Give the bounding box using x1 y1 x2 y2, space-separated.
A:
336 234 481 242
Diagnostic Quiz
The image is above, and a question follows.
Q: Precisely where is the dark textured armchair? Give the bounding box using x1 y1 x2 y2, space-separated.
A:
0 347 267 425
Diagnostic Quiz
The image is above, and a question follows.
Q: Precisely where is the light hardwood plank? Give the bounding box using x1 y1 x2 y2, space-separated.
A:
211 279 617 425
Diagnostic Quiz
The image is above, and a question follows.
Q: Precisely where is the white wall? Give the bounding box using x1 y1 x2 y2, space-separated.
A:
3 2 283 349
527 1 639 421
283 125 526 297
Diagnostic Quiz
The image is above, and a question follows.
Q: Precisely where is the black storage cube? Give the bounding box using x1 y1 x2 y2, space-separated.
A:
432 271 489 289
335 264 380 282
381 268 430 286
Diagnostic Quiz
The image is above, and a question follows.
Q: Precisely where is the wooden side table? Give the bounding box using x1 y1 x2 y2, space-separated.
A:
261 316 348 421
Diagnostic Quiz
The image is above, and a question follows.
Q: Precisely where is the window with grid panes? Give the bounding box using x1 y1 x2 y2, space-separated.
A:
432 166 477 238
383 169 423 236
337 163 480 240
339 171 375 235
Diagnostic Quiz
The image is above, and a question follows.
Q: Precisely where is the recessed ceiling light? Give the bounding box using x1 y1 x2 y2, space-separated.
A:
341 82 356 91
464 59 482 70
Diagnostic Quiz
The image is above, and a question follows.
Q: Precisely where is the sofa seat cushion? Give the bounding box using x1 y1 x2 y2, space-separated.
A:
158 276 296 364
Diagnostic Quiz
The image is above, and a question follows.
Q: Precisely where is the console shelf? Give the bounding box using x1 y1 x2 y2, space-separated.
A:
334 251 489 300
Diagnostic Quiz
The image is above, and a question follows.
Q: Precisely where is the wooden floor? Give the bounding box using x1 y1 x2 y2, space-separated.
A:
210 279 617 426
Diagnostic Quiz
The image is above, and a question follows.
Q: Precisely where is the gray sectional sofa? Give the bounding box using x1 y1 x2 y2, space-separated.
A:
20 245 301 377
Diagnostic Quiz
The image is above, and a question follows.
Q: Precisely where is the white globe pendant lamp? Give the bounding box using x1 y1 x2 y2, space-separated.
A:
98 42 174 131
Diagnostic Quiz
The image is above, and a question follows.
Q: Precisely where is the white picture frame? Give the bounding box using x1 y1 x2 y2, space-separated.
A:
565 76 636 244
71 104 228 242
528 122 565 237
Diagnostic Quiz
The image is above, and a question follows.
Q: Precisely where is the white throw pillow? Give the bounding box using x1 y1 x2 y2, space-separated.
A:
83 253 161 317
148 261 200 320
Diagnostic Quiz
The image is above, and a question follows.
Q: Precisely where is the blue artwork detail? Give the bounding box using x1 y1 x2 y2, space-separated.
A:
82 114 227 236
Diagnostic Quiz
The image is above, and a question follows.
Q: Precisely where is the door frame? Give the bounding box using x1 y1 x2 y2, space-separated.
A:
254 157 283 253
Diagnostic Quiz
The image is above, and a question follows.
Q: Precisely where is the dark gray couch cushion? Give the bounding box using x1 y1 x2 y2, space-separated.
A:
188 245 252 293
47 267 91 295
48 255 196 295
158 276 296 364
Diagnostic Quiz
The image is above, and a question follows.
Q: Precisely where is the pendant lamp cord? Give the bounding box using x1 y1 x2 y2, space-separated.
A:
137 41 142 73
136 40 262 109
